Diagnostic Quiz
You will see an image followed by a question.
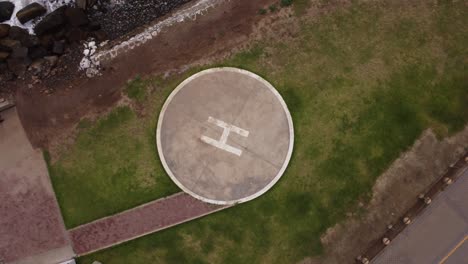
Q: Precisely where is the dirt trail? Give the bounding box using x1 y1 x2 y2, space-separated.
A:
14 0 275 150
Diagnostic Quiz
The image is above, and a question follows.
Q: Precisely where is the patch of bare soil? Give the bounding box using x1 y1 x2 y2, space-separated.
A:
301 126 468 264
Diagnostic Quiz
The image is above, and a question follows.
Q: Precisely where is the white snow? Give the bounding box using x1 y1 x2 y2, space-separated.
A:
4 0 75 34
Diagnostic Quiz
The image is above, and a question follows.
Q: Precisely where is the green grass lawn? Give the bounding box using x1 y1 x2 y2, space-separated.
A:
48 0 467 263
47 76 184 228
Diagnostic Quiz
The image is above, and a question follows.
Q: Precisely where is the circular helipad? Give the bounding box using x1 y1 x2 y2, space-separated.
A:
157 68 294 205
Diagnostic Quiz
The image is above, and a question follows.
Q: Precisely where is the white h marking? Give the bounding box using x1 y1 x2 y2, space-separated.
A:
201 117 249 156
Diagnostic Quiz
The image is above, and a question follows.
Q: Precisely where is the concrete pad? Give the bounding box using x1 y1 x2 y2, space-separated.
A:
157 68 294 205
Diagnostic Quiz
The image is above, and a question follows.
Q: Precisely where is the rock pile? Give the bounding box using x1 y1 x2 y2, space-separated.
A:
16 3 47 24
79 39 100 77
0 2 108 86
0 1 15 23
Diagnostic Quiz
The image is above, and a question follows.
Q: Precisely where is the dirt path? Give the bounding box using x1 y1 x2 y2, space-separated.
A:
14 0 275 151
69 193 227 256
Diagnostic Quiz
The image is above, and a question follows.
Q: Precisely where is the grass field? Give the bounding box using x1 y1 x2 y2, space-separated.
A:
47 0 467 263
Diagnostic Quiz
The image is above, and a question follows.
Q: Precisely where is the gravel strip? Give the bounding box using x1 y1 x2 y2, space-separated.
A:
90 0 193 40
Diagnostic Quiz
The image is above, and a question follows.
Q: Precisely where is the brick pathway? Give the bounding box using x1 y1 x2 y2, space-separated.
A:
69 193 227 256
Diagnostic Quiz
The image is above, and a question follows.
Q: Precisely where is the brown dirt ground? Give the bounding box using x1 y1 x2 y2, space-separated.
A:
13 0 277 152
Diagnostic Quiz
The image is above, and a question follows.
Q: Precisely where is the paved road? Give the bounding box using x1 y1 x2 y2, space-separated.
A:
0 108 74 264
373 167 468 264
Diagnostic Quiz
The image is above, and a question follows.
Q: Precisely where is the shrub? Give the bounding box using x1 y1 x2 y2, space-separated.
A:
269 4 278 12
281 0 293 7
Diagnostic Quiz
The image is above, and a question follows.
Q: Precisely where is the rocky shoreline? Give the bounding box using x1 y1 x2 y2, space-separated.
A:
89 0 192 40
1 0 107 90
0 0 193 94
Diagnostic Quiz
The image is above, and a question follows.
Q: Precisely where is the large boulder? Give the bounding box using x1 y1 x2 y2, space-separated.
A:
0 1 14 23
76 0 86 10
0 43 11 52
7 57 31 77
10 46 28 59
0 23 9 38
76 0 97 10
8 26 28 39
28 45 47 59
88 21 101 31
0 61 10 75
65 7 89 27
0 51 8 61
0 38 20 49
52 40 64 55
16 3 46 24
0 61 14 82
39 34 54 49
34 6 67 36
66 27 86 43
8 26 38 47
90 30 107 41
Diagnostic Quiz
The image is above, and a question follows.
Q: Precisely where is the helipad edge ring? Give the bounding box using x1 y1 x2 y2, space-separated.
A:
156 67 294 205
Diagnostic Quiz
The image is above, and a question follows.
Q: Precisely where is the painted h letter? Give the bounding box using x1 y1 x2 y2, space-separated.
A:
201 117 249 156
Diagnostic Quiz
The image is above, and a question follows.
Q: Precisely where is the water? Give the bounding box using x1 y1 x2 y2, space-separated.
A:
4 0 75 33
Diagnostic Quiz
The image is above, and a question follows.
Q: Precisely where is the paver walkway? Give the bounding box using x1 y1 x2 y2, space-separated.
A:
69 193 227 256
0 108 230 261
373 166 468 264
0 108 74 264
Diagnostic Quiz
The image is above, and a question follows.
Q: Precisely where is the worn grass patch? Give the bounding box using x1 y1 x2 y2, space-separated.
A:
48 94 180 228
59 0 468 263
124 76 149 102
292 0 311 16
